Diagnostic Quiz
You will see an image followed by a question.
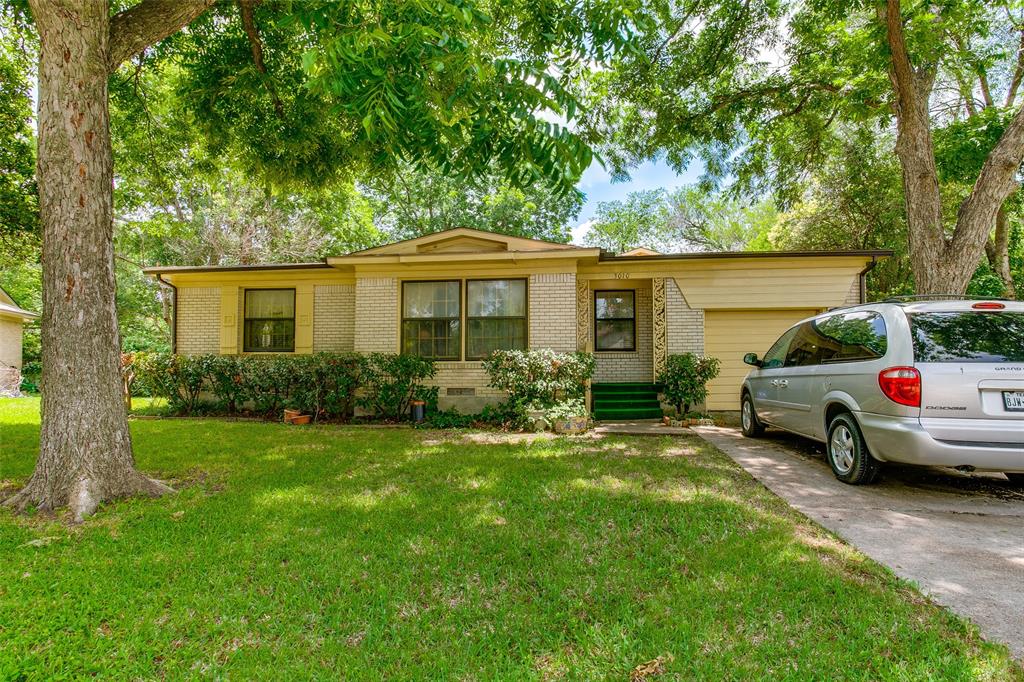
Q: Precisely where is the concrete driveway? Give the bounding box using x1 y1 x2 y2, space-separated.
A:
692 425 1024 660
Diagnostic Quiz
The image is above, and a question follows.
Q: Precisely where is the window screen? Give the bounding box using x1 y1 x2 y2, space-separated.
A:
595 291 636 351
401 281 461 360
466 279 527 359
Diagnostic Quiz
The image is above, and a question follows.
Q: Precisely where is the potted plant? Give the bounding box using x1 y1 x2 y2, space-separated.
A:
546 398 589 434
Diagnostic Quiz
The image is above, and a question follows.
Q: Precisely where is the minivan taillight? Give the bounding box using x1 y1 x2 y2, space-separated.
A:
878 367 921 407
972 301 1005 310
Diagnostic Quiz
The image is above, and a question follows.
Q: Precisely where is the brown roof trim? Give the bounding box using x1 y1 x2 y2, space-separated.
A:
599 249 893 262
143 262 332 275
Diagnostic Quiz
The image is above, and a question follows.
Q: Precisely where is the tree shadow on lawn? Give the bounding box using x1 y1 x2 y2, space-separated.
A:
0 420 1017 680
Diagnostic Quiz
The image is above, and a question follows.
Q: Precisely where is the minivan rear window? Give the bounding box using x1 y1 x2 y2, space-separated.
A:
908 311 1024 363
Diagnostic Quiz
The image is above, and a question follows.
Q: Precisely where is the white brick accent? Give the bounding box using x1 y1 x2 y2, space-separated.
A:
354 277 398 352
314 284 356 352
429 361 505 412
529 273 576 352
176 287 220 355
666 279 704 355
594 284 653 383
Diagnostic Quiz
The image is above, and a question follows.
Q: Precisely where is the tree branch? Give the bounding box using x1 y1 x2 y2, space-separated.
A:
238 0 285 118
239 0 267 73
1006 30 1024 108
109 0 215 72
952 102 1024 252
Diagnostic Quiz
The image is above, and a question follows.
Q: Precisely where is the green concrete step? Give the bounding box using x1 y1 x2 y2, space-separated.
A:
593 407 664 421
592 382 661 396
591 398 661 410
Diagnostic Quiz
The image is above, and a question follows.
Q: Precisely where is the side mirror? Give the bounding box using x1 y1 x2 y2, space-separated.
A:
743 352 763 367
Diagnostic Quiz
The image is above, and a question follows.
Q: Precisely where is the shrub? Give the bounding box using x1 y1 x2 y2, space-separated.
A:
135 352 212 415
19 361 41 394
357 353 437 421
207 355 247 414
544 397 587 422
657 353 721 415
482 350 595 410
290 353 362 420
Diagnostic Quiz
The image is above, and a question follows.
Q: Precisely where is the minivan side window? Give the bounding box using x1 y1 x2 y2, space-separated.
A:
784 322 824 367
761 327 798 369
815 311 888 363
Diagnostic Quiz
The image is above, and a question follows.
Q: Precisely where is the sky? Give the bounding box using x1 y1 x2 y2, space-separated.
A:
570 158 704 243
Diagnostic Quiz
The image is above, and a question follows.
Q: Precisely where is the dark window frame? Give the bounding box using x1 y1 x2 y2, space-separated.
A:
465 277 529 360
243 288 296 353
401 280 462 361
594 289 637 352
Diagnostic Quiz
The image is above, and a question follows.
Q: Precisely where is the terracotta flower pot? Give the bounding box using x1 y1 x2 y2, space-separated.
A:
283 409 301 422
288 414 311 425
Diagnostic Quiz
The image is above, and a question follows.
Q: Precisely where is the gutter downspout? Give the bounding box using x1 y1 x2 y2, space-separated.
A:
858 256 879 304
157 274 178 354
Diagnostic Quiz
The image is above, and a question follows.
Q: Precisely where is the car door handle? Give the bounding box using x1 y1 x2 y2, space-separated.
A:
776 380 789 387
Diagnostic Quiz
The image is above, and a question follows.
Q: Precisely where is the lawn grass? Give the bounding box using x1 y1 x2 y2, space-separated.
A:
0 397 1019 680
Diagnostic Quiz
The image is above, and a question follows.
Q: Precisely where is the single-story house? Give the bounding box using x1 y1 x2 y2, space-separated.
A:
145 228 890 417
0 285 39 395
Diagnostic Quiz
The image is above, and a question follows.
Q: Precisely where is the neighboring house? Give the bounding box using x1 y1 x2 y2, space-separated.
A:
0 285 39 395
145 228 889 416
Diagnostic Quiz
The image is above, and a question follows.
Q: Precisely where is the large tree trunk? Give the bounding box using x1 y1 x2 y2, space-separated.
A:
5 0 168 522
883 0 1024 296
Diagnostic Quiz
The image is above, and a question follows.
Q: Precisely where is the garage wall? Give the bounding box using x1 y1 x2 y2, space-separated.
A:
704 308 819 411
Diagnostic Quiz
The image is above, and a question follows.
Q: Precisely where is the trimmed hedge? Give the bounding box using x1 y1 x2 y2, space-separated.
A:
133 352 429 421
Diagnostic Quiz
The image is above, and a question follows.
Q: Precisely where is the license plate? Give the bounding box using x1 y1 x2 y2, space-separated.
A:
1004 391 1024 412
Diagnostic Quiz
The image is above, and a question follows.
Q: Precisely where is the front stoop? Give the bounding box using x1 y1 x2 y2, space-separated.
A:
592 383 663 421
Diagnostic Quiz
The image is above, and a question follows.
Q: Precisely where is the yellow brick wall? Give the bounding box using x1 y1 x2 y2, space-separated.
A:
176 287 221 355
354 277 397 352
430 361 506 412
314 284 355 352
666 279 704 355
528 272 577 352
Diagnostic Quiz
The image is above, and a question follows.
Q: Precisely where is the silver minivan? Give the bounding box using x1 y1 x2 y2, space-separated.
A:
739 298 1024 484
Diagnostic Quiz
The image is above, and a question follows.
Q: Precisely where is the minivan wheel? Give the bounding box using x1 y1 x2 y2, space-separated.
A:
826 413 880 485
740 394 765 438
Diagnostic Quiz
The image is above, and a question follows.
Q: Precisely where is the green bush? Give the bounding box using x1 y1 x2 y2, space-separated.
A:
134 352 365 420
356 353 437 421
135 353 212 415
290 353 362 420
482 350 594 411
657 353 721 415
18 361 41 394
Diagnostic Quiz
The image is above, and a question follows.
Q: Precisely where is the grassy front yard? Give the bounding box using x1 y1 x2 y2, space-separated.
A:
0 397 1019 680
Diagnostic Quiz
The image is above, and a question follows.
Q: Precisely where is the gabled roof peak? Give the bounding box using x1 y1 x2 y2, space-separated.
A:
346 227 581 256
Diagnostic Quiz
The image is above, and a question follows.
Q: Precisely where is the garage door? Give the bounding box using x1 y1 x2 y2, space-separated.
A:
704 309 819 411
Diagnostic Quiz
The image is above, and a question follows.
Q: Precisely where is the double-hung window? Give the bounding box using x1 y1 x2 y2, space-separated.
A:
243 289 295 352
401 281 461 360
466 279 527 359
594 290 635 351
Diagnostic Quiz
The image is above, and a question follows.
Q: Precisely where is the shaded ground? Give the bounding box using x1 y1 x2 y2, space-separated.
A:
1 397 1021 679
693 424 1024 661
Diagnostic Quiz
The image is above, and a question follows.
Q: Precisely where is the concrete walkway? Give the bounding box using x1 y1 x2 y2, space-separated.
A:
692 425 1024 660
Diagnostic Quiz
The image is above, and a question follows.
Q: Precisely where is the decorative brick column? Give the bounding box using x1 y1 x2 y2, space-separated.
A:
576 278 591 352
652 277 667 383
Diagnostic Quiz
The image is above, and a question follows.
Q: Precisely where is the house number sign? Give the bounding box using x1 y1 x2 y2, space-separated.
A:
614 272 630 279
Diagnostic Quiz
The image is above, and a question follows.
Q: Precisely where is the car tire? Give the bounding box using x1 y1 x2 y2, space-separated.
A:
740 393 765 438
826 413 880 485
1004 473 1024 486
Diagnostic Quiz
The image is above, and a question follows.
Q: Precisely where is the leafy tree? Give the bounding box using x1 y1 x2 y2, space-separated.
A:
0 12 37 256
362 162 582 243
8 0 642 520
662 185 777 252
584 189 667 253
586 0 1024 296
